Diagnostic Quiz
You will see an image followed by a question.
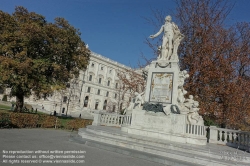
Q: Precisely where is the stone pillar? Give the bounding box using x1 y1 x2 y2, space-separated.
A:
209 126 218 144
92 111 101 126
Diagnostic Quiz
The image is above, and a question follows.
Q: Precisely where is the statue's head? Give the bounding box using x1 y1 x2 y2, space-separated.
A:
165 15 172 22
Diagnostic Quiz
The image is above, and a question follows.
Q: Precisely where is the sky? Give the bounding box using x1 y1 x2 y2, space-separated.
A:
1 0 250 67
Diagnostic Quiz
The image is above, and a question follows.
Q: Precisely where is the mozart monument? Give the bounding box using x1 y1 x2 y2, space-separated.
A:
78 16 250 165
121 15 207 145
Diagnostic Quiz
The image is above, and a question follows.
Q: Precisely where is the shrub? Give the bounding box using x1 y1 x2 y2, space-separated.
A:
10 113 39 128
2 95 7 101
0 111 92 130
66 119 92 130
39 115 57 128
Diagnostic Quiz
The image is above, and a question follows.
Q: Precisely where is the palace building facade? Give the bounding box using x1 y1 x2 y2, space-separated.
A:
0 51 133 118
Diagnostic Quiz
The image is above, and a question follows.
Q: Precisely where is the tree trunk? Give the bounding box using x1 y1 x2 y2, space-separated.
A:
15 93 24 112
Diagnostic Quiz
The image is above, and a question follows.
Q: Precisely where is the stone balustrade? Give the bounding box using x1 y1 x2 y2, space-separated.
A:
186 124 206 137
208 126 250 152
92 112 249 151
92 111 131 127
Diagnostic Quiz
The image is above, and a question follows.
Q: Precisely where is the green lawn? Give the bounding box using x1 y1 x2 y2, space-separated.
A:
57 116 74 128
0 104 11 110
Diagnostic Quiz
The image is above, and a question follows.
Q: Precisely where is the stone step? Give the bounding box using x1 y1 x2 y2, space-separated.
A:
71 132 200 166
84 125 249 161
78 126 249 166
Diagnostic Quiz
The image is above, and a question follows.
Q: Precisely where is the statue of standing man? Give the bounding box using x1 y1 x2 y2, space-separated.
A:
149 15 184 61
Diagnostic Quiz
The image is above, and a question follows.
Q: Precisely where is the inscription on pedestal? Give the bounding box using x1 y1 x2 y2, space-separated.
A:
149 72 173 103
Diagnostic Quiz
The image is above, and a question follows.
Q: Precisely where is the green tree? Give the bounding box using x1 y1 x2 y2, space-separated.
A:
0 7 90 112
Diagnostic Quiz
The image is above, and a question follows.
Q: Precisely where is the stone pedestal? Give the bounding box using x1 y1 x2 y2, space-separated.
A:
122 109 207 145
144 60 179 106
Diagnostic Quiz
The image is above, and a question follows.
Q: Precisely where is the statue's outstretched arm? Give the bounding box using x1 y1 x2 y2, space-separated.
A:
149 26 163 38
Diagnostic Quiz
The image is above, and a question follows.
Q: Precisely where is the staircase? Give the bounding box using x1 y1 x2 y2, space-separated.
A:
76 125 250 166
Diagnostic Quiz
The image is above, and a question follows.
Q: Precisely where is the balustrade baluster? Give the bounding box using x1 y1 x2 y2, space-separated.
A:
247 133 250 147
227 132 230 143
219 130 222 142
234 133 237 144
238 133 241 146
107 115 110 124
243 133 246 146
242 133 245 146
230 132 233 143
114 116 116 124
121 116 124 125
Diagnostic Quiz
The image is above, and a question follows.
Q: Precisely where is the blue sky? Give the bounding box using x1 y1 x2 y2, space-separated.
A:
1 0 250 67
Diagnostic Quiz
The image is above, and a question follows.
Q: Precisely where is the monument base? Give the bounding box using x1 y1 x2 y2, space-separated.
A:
121 109 207 145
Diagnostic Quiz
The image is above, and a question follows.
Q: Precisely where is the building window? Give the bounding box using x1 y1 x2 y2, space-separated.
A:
129 97 131 102
63 96 67 103
115 83 118 89
122 94 124 100
62 107 65 114
101 66 104 70
106 91 109 97
114 93 117 99
87 87 91 93
89 75 92 81
107 80 110 86
120 103 123 111
0 87 4 94
103 100 107 110
112 105 116 112
91 63 94 67
84 96 89 107
109 69 112 73
97 89 100 95
95 101 99 110
99 78 102 84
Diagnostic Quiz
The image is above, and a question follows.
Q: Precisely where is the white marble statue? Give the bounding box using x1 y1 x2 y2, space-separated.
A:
177 70 189 105
149 15 184 61
178 70 189 89
171 28 184 61
182 95 204 124
134 92 144 109
123 102 134 115
187 111 203 125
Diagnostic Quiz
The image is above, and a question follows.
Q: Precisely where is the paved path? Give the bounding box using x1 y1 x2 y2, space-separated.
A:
0 129 165 166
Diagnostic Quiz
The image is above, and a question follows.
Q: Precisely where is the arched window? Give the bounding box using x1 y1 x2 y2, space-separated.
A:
87 87 91 93
103 100 107 110
120 103 123 111
89 75 92 81
95 101 99 110
84 96 89 107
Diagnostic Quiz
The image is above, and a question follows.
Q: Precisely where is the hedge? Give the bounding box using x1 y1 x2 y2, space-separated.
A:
0 112 92 130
